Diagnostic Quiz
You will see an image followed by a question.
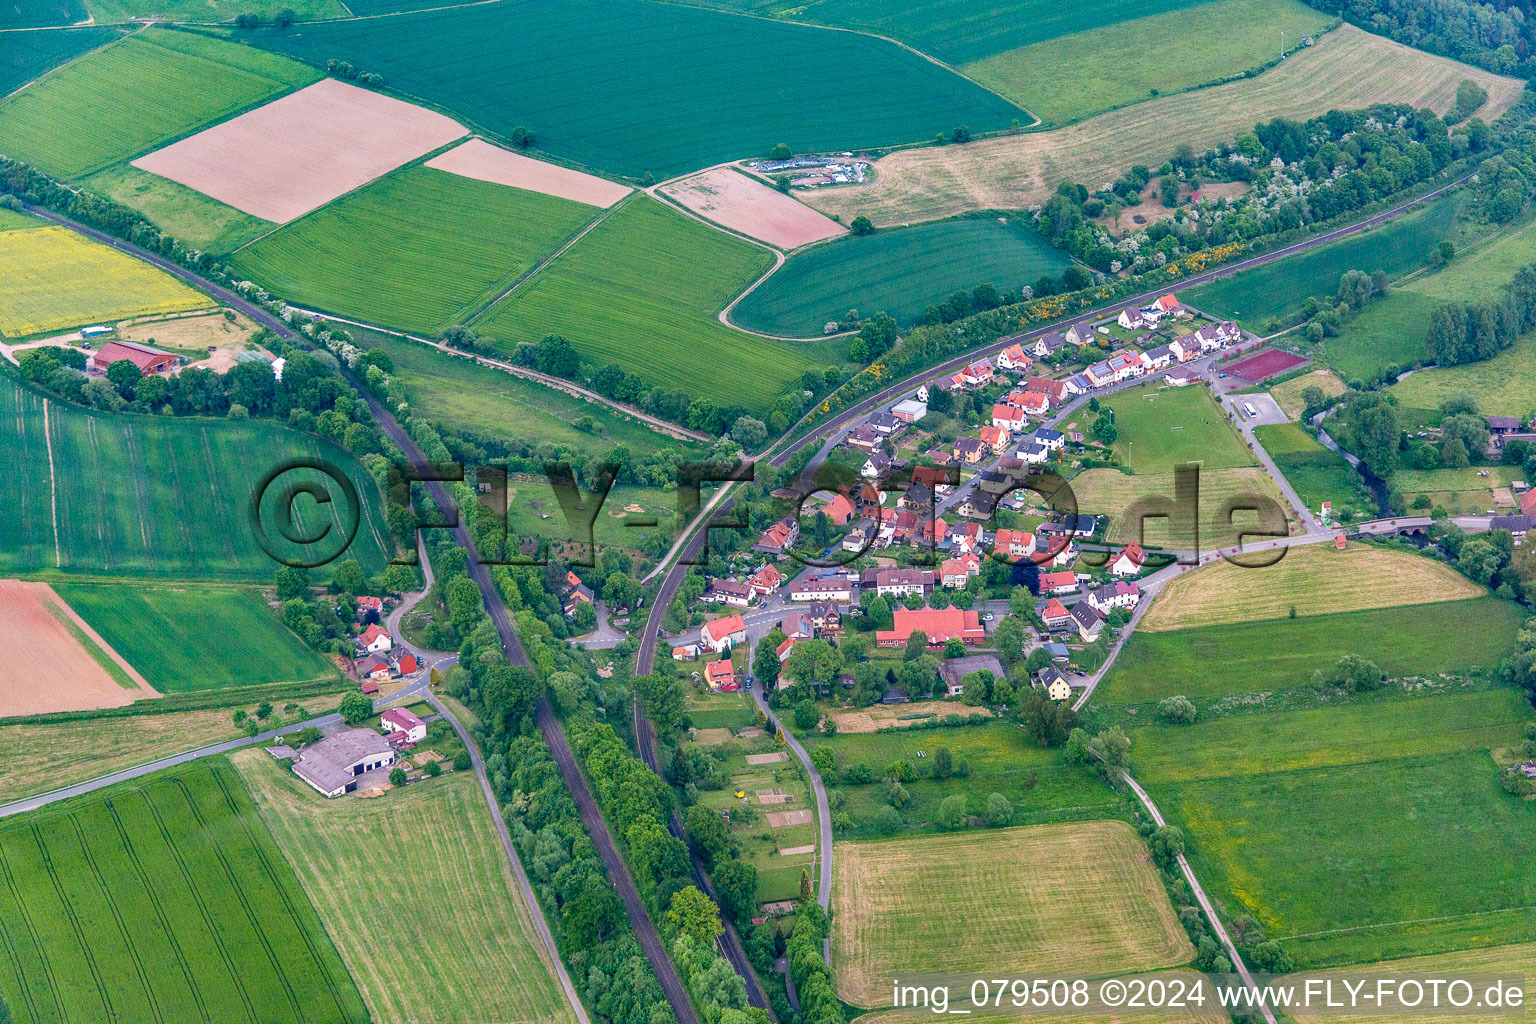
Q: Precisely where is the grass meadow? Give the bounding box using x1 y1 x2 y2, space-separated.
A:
731 217 1073 337
1290 942 1536 1024
0 224 212 337
1160 750 1536 966
1100 383 1256 473
1392 330 1536 418
0 28 318 179
233 750 576 1024
55 583 335 692
1389 464 1519 516
0 376 395 580
1100 595 1524 702
963 0 1335 122
478 197 825 415
832 824 1194 1007
0 0 85 27
1253 422 1376 519
357 327 696 457
1070 466 1290 550
1268 368 1345 418
87 0 346 23
0 26 122 96
231 165 600 336
0 758 367 1024
85 163 274 253
241 0 1023 179
1184 193 1462 330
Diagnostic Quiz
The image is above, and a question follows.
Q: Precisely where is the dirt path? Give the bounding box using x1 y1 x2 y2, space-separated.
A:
42 397 59 567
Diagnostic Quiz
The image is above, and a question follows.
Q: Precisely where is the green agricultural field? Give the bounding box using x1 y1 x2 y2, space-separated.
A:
478 197 825 415
241 0 1024 179
964 0 1335 122
1160 750 1536 967
803 722 1116 835
0 758 367 1024
680 0 1214 65
357 328 697 457
1389 464 1518 516
85 163 273 253
0 375 395 580
232 166 600 336
0 26 122 96
1129 687 1530 784
1186 192 1463 331
1324 214 1536 381
1100 382 1257 473
0 27 319 179
233 751 576 1024
87 0 345 24
55 583 335 692
731 217 1073 337
0 0 85 28
1100 595 1524 703
0 207 41 232
1392 331 1536 418
1254 422 1375 519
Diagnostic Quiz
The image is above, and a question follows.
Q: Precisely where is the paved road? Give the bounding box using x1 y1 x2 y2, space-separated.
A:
1122 773 1280 1024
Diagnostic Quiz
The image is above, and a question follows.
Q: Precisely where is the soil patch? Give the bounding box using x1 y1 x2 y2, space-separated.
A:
767 809 813 827
746 751 789 765
0 579 157 717
426 138 630 208
660 166 845 249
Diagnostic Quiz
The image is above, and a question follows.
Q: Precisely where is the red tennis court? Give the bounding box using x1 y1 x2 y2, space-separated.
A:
1225 348 1307 382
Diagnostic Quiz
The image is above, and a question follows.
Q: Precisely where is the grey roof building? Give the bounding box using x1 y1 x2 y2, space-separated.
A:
291 728 397 798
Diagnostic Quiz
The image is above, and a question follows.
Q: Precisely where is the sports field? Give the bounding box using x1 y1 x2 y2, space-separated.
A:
0 578 154 717
1100 595 1523 703
1269 369 1345 419
963 0 1335 123
805 27 1521 226
1291 942 1536 1024
1100 383 1256 474
0 225 212 337
1071 466 1290 550
1392 331 1536 418
230 165 597 335
1185 195 1463 331
1253 422 1376 518
0 758 367 1024
1324 215 1536 381
233 750 576 1024
832 823 1193 1007
477 197 820 415
1129 687 1530 784
241 0 1024 179
0 28 319 179
0 377 395 579
358 329 692 456
1140 543 1483 631
55 582 335 693
1225 348 1308 382
731 217 1074 336
0 25 121 96
1160 748 1536 966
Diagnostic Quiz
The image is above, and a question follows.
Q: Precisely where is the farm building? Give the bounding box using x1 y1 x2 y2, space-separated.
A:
875 606 985 647
381 707 427 746
88 339 182 376
938 654 1005 697
291 729 397 798
892 398 927 422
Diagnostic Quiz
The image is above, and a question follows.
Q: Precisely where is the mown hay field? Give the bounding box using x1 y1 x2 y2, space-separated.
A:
241 0 1023 179
1392 330 1536 418
731 217 1073 337
1268 369 1346 419
1159 749 1536 967
1184 193 1463 331
1128 687 1530 784
805 27 1522 226
1100 595 1524 702
832 823 1194 1007
477 196 820 415
1290 942 1536 1024
56 582 335 693
1139 542 1481 631
963 0 1335 123
1070 466 1289 550
0 25 121 96
0 225 212 337
1254 423 1375 518
0 758 367 1024
0 377 394 580
233 750 575 1024
231 165 597 336
0 28 319 179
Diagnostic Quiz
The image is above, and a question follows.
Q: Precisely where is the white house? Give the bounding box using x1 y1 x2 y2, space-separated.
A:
991 404 1029 432
1117 308 1145 330
788 577 853 602
1033 427 1065 452
1088 580 1141 614
1110 542 1147 577
701 614 748 653
356 624 393 654
861 452 891 479
381 707 427 745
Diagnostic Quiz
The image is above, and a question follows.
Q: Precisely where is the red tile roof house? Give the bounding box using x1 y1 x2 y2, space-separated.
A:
748 563 785 598
824 493 856 525
395 652 420 676
380 707 427 746
993 528 1035 561
1041 598 1073 630
1521 489 1536 516
991 404 1029 432
700 613 748 653
1025 377 1070 404
704 659 738 691
1110 542 1147 577
357 656 394 681
355 595 384 620
940 558 972 588
979 425 1011 452
876 606 986 647
88 339 182 376
754 517 800 555
355 623 392 654
1038 570 1078 595
997 342 1032 372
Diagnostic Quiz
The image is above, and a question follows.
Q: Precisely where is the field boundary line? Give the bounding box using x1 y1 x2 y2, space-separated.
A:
42 397 59 567
0 22 135 101
1280 904 1536 941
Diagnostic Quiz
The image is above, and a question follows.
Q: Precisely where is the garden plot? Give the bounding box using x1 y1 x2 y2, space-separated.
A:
658 166 845 249
0 579 157 716
133 78 466 223
426 138 630 208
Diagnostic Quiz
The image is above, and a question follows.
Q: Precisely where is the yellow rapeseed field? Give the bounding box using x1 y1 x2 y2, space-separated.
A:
0 225 210 337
